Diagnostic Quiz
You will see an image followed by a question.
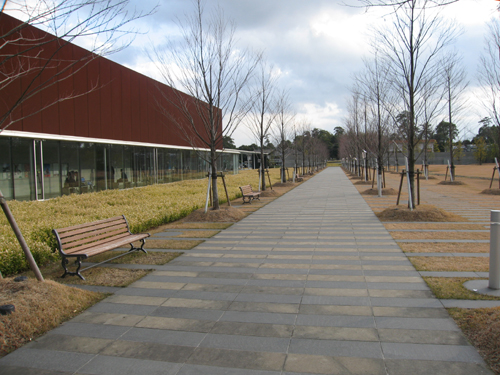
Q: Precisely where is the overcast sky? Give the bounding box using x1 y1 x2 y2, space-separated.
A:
36 1 500 146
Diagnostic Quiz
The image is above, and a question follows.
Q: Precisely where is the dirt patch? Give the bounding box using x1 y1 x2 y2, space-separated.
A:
448 307 500 375
362 188 398 195
355 180 373 185
86 251 183 265
0 278 106 357
481 189 500 195
376 204 467 222
177 230 220 238
273 182 296 188
438 180 465 185
146 239 203 249
260 189 281 197
182 206 246 222
410 256 489 272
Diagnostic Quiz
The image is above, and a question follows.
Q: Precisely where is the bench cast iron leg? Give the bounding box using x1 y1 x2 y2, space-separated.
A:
129 238 147 254
61 256 86 280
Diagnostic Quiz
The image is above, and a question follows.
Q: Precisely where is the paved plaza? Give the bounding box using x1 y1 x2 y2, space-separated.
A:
0 168 493 374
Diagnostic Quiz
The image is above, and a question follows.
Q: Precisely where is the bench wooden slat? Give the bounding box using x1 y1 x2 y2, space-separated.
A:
68 233 150 257
56 216 125 234
58 218 127 239
60 223 129 245
62 231 134 255
61 228 131 252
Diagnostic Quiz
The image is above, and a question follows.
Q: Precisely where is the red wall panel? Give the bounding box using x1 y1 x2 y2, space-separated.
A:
1 13 222 150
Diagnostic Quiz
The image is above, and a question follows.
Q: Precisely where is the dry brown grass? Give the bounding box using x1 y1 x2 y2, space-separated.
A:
423 277 499 300
385 223 488 230
176 230 220 238
0 278 106 357
481 189 500 195
146 239 204 249
409 256 489 272
410 256 489 272
22 262 152 287
87 251 182 265
260 189 281 197
390 231 489 240
184 206 247 222
150 222 232 231
376 204 468 222
400 242 489 253
448 307 500 375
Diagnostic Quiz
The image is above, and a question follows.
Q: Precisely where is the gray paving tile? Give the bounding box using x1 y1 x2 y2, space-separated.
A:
150 307 225 321
79 355 183 375
120 328 206 346
87 302 159 316
199 333 289 352
0 348 95 373
176 364 280 375
384 359 493 375
50 323 131 339
220 311 296 325
288 338 383 359
295 314 375 328
375 317 460 331
382 343 485 363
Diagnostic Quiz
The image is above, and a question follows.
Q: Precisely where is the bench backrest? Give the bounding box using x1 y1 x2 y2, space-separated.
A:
240 185 254 195
53 215 131 256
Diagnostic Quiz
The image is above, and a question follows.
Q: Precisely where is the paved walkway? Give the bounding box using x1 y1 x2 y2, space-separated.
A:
0 168 493 374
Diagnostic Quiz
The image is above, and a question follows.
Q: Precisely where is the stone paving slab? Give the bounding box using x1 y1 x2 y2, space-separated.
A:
0 168 494 375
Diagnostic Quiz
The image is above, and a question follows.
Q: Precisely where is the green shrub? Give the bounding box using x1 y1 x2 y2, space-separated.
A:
0 170 280 276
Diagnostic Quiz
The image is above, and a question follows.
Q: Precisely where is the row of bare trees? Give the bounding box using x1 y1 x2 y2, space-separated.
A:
341 0 474 205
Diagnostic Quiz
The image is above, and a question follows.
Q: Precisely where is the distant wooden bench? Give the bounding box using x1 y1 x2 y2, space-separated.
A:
295 174 303 182
53 215 149 280
239 184 260 204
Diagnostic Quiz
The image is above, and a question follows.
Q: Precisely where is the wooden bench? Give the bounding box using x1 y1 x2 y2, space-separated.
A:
239 185 260 204
53 215 149 280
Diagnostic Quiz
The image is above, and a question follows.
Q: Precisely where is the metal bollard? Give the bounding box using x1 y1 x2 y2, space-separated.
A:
489 210 500 290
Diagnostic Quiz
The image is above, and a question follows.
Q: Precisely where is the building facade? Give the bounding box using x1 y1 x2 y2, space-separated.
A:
0 13 238 201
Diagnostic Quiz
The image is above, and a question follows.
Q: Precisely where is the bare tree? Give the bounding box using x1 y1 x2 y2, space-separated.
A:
345 89 363 175
370 0 458 207
356 52 393 196
1 0 153 131
246 59 278 191
152 0 260 210
478 18 500 159
273 90 295 183
441 51 468 180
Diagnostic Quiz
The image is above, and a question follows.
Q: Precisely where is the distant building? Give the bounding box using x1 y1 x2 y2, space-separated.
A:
389 139 436 154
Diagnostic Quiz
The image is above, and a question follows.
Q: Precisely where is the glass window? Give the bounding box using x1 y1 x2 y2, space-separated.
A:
12 138 35 201
109 144 123 189
0 138 13 200
80 143 96 194
41 140 61 199
123 145 134 188
60 142 80 195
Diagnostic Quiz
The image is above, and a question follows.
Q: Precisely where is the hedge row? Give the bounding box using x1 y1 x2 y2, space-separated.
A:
0 169 280 276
